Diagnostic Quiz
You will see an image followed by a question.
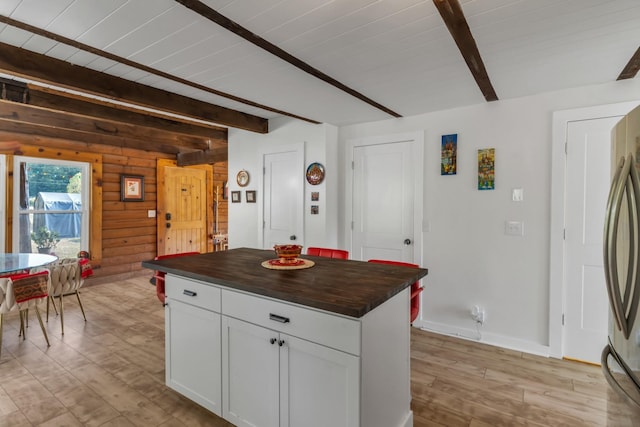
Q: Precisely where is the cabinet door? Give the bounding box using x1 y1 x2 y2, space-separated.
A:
222 316 280 427
166 298 222 416
282 335 360 427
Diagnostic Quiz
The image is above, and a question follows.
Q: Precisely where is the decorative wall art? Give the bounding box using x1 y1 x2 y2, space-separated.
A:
478 148 495 190
306 162 325 185
246 190 256 203
236 170 249 187
441 134 458 175
311 205 319 215
231 191 241 203
120 175 144 201
223 181 228 200
311 192 319 201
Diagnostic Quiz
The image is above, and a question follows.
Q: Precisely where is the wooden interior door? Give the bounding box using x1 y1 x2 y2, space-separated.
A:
157 159 213 255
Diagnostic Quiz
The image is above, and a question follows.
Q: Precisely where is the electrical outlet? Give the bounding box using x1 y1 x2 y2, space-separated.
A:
471 305 485 325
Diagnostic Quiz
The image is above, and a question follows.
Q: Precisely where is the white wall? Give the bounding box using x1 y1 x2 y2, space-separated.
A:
339 78 640 355
228 79 640 355
228 116 339 250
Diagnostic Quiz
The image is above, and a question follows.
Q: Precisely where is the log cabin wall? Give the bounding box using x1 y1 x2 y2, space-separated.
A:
0 137 228 285
0 78 231 284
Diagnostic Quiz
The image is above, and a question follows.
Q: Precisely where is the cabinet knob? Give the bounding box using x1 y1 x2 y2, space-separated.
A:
278 339 285 347
270 338 277 345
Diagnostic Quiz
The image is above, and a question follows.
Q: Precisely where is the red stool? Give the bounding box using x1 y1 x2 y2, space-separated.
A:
153 252 200 304
368 259 424 324
306 247 349 259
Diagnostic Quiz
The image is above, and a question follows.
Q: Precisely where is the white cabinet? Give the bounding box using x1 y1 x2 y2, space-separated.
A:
221 316 281 427
284 332 359 427
221 316 359 427
164 274 412 427
165 276 222 416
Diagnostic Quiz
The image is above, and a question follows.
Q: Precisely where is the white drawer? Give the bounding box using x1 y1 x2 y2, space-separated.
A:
221 289 361 355
166 275 221 313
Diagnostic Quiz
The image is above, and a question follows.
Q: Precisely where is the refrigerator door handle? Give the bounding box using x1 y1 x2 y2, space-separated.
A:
604 154 640 340
625 154 640 335
604 156 630 335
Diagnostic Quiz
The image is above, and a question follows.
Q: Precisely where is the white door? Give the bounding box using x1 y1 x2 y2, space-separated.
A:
222 317 280 427
563 117 620 363
351 139 418 262
262 146 304 249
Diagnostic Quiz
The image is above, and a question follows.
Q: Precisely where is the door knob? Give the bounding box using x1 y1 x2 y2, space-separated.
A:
404 238 412 245
290 235 297 241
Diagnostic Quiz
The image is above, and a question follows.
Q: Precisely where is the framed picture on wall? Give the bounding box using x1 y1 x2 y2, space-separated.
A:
231 191 241 203
246 190 256 203
120 174 144 202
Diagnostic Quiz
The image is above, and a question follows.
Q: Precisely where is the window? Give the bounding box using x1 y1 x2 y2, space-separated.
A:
12 156 90 258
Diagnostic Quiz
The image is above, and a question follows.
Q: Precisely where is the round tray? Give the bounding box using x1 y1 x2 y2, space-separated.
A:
261 258 315 270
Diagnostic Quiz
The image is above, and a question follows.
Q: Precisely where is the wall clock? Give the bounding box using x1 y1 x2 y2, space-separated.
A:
236 170 250 187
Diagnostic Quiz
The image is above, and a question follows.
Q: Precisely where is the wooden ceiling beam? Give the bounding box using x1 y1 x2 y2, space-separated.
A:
0 14 318 125
618 46 640 80
0 100 213 154
0 42 268 133
27 86 228 143
433 0 498 102
0 121 189 154
175 0 402 118
177 147 228 166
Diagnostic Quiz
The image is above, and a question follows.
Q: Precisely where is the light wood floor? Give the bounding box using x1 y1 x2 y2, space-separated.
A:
0 276 637 426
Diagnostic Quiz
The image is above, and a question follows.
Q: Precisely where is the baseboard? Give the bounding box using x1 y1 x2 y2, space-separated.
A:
399 410 413 427
415 320 551 358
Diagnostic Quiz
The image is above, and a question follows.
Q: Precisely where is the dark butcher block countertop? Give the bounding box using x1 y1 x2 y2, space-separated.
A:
142 247 428 318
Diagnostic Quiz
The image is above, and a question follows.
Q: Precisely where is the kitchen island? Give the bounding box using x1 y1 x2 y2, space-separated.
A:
143 248 428 427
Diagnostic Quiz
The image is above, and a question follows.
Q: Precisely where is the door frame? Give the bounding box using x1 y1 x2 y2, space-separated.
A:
0 154 5 252
549 101 639 358
257 142 305 249
345 132 424 264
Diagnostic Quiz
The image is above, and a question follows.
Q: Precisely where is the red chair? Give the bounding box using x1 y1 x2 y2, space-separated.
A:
306 247 349 259
368 259 424 324
153 252 200 304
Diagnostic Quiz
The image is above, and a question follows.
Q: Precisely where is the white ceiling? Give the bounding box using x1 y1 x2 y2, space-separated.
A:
0 0 638 128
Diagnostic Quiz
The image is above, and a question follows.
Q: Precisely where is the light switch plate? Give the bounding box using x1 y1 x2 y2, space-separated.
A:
505 221 524 236
512 188 524 202
148 210 156 218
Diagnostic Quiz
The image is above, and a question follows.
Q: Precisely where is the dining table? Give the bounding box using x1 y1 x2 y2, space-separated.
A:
0 253 58 275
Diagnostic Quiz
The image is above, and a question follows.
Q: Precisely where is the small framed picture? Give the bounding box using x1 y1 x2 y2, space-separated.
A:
246 190 256 203
222 181 228 200
311 192 319 201
231 191 241 203
120 174 144 202
311 205 319 215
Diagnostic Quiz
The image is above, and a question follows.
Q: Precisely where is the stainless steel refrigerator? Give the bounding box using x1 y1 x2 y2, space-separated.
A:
602 104 640 422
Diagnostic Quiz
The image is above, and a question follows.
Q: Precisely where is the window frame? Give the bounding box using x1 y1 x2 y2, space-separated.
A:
12 156 90 255
0 154 5 252
2 146 102 262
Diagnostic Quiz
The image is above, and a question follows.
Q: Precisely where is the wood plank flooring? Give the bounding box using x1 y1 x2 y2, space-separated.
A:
0 276 637 426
